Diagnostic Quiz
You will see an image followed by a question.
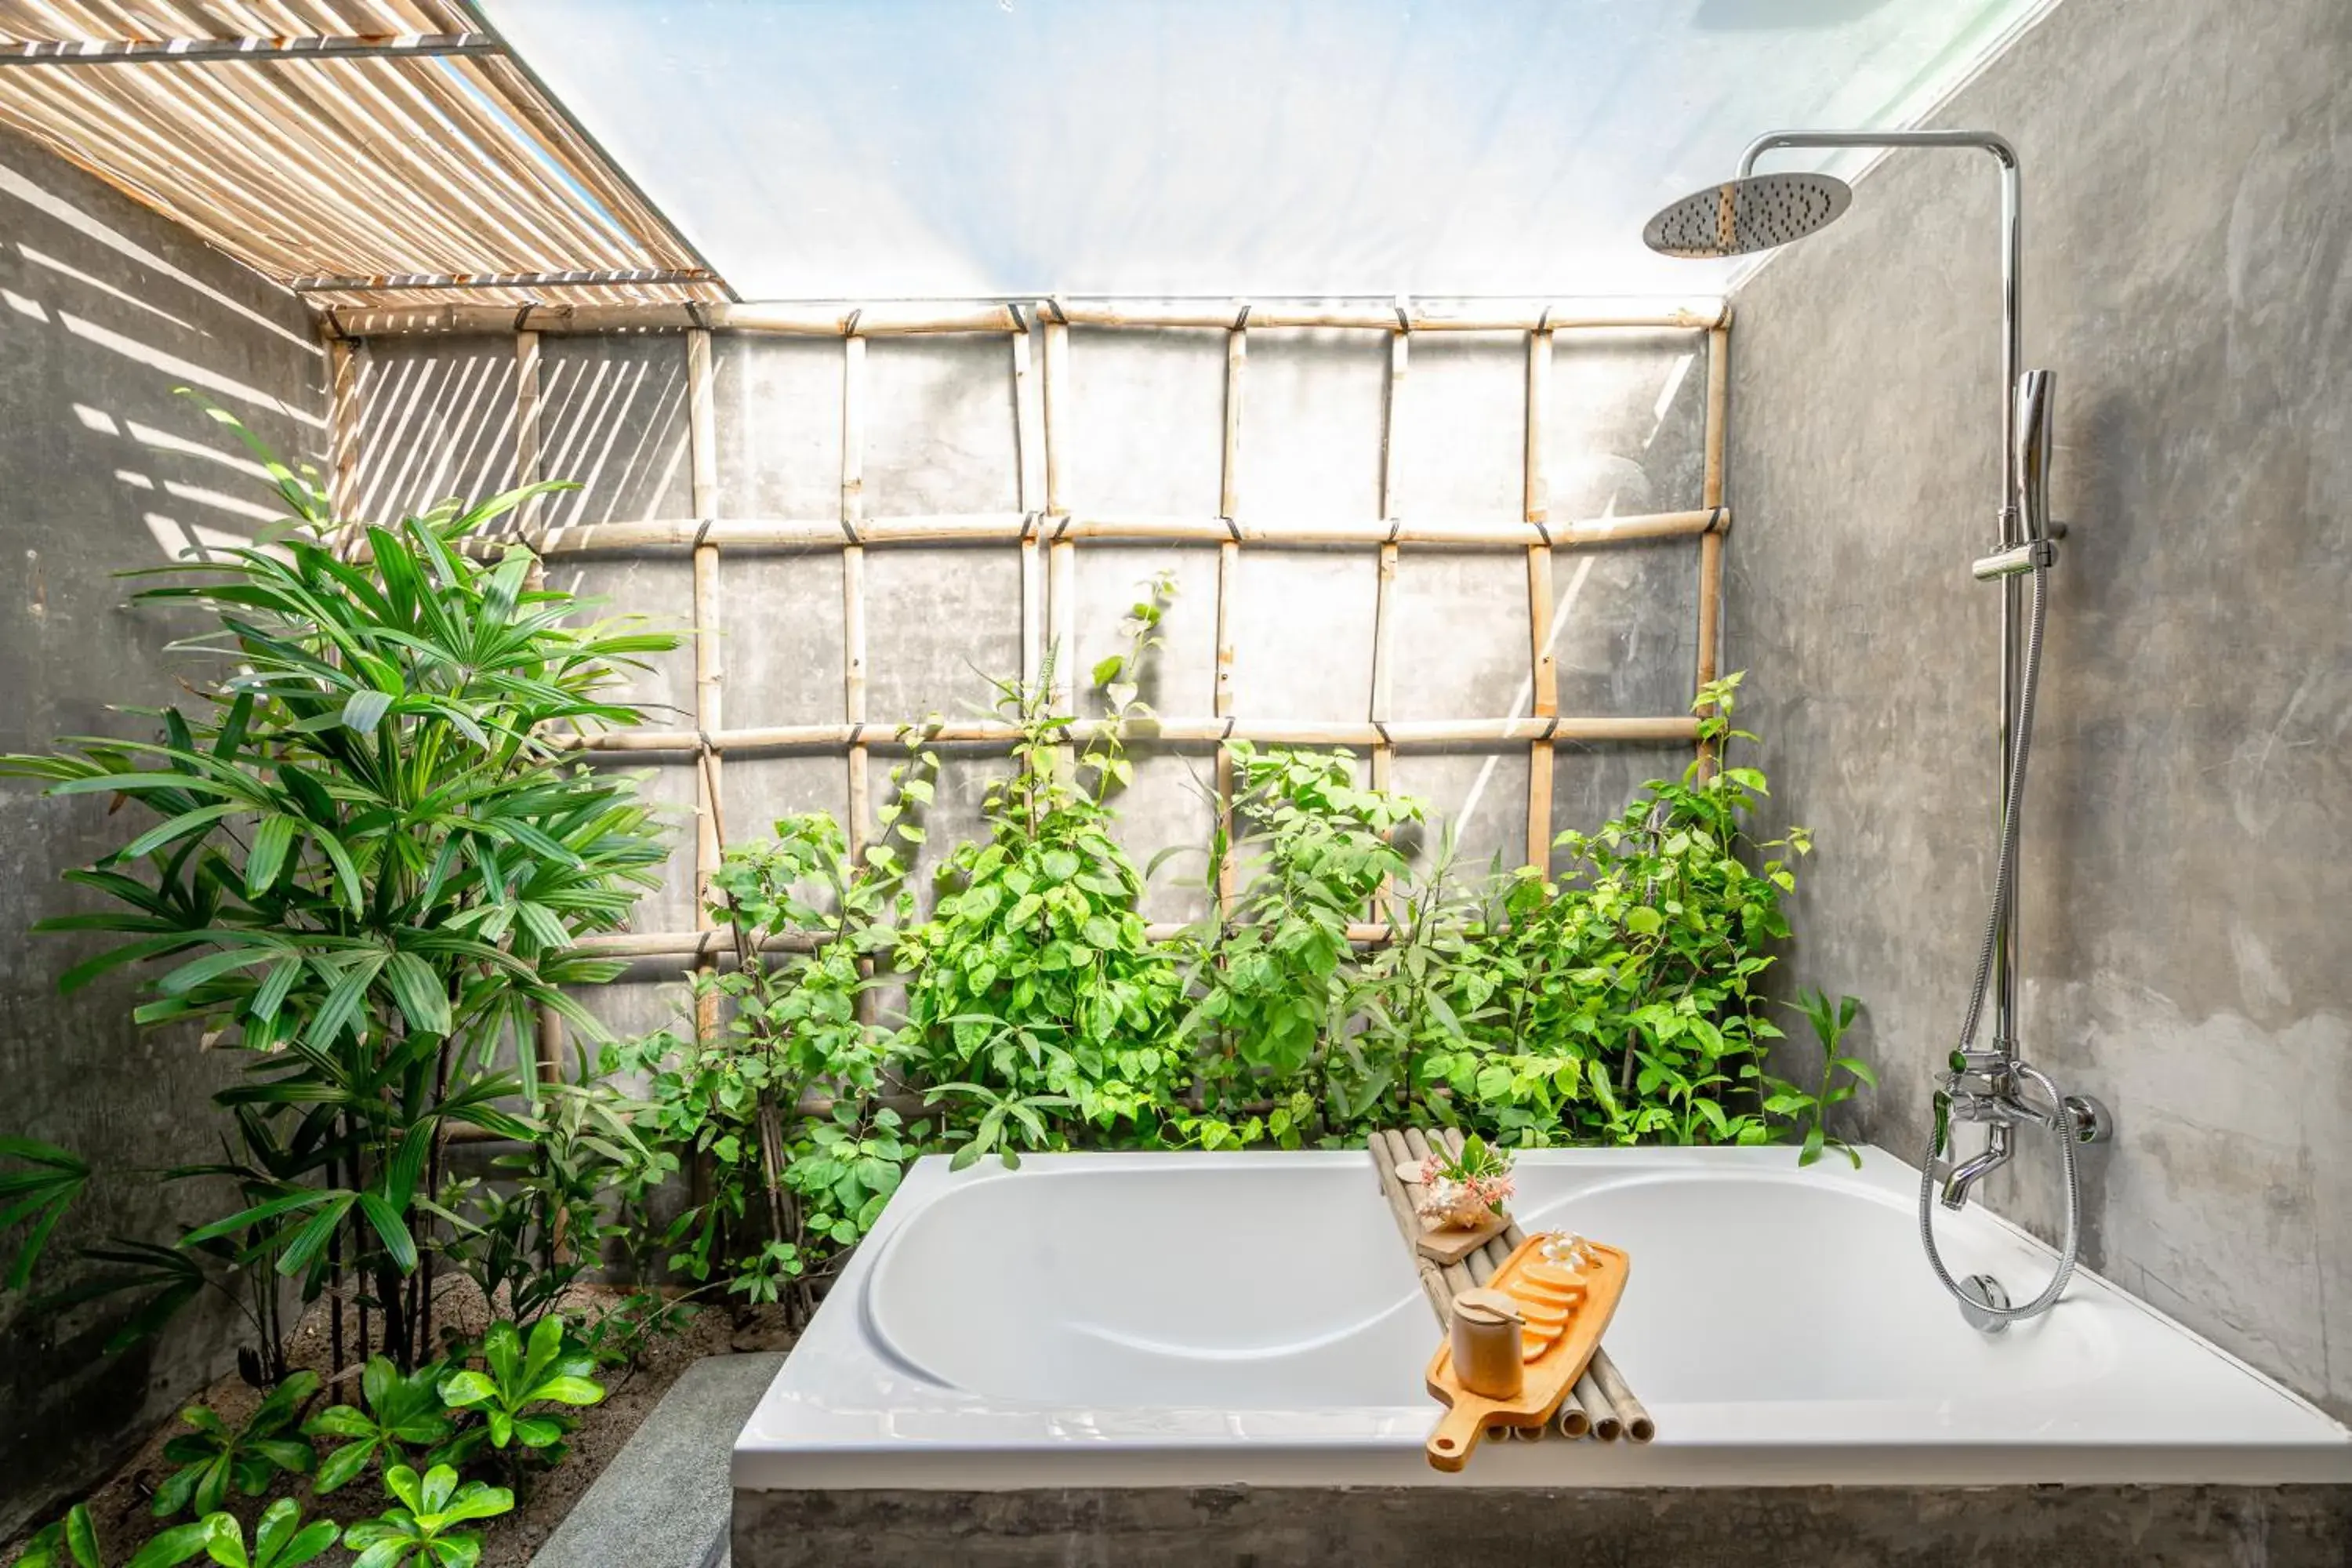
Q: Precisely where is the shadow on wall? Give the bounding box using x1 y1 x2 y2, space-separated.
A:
0 129 325 1539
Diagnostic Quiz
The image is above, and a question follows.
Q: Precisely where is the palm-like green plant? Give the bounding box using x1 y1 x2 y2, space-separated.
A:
151 1373 319 1520
0 398 677 1370
341 1465 513 1568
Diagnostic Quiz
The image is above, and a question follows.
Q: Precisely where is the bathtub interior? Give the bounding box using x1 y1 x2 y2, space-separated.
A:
737 1147 2352 1490
865 1157 1431 1406
1510 1162 2118 1405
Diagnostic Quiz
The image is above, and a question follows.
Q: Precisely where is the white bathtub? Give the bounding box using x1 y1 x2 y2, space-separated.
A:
731 1147 2352 1490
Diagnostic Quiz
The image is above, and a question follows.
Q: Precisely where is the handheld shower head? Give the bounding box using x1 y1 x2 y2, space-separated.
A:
1640 172 1852 258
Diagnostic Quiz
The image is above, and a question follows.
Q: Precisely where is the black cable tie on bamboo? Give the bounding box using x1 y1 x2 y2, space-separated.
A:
511 304 533 334
1537 304 1554 333
1541 716 1559 742
685 301 711 332
696 728 720 757
692 517 717 551
1007 300 1030 335
1705 506 1730 534
1374 719 1393 745
1221 718 1236 741
1232 303 1251 332
1020 510 1044 542
842 307 863 337
1385 517 1403 545
846 723 866 746
1221 516 1242 542
1533 519 1554 548
1043 296 1069 326
1394 299 1412 332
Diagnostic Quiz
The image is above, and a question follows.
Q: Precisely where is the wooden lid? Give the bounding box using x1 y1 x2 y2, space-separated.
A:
1452 1287 1525 1326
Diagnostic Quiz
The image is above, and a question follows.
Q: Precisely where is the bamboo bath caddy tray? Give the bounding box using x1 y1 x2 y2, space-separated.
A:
1369 1127 1655 1466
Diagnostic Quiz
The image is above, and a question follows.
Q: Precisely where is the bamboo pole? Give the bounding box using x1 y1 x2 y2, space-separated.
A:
1040 307 1075 720
841 332 872 856
1370 1133 1455 1324
513 326 564 1083
688 326 724 1047
1371 322 1405 805
1696 325 1730 772
487 507 1724 557
324 296 1730 339
557 713 1697 754
1524 324 1557 873
570 918 1396 963
1012 325 1045 691
325 336 361 529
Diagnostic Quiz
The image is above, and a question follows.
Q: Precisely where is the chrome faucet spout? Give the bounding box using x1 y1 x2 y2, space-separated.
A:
1939 1122 2013 1210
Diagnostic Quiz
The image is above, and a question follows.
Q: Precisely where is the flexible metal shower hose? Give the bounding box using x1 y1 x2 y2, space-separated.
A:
1917 559 2084 1323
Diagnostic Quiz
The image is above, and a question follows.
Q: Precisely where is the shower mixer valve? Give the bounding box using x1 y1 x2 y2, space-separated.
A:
1934 1051 2114 1213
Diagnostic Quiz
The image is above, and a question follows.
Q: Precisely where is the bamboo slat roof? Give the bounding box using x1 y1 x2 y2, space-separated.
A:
0 0 728 308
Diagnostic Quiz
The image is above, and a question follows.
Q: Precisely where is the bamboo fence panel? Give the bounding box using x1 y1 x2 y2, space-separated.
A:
332 296 1730 981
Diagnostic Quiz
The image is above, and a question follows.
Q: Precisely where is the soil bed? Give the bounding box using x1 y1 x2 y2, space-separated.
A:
4 1282 793 1567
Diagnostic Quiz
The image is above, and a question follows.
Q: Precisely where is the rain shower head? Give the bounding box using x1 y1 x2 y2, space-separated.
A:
1640 172 1853 258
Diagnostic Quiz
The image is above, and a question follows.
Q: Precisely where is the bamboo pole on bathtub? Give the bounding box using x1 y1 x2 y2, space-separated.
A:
1370 1133 1455 1324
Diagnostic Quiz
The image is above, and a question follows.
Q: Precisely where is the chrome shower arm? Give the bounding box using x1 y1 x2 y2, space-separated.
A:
1737 130 2024 538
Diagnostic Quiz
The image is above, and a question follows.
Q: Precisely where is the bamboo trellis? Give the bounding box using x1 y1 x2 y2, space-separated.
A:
326 296 1733 991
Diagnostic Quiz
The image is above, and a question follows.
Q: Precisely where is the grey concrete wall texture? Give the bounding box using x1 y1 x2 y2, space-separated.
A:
353 319 1718 1057
0 129 325 1534
1724 0 2352 1418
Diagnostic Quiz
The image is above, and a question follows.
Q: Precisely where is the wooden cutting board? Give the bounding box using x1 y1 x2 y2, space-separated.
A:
1424 1233 1630 1472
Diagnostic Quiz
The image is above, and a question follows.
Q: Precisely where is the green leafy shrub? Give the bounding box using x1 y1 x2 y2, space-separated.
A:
898 587 1186 1152
197 1501 338 1568
1773 989 1875 1167
340 1465 512 1568
303 1356 456 1494
1178 743 1420 1127
607 738 933 1316
151 1373 318 1521
10 1506 206 1568
436 1317 605 1474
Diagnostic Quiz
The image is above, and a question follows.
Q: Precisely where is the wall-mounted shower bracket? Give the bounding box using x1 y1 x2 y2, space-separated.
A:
1972 539 2059 580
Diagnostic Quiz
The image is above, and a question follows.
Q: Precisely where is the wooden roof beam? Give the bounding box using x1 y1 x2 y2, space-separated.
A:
292 267 718 293
0 34 501 67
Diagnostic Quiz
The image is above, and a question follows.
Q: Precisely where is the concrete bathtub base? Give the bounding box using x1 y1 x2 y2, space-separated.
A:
732 1483 2352 1568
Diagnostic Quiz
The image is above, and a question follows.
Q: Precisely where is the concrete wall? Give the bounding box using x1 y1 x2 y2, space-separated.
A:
354 320 1717 1052
1725 0 2352 1418
0 131 325 1533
